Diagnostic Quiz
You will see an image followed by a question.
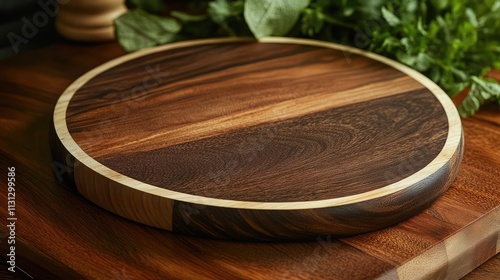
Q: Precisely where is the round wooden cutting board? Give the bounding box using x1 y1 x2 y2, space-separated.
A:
53 38 463 241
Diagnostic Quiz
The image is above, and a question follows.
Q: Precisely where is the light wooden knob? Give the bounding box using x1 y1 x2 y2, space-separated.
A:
55 0 127 41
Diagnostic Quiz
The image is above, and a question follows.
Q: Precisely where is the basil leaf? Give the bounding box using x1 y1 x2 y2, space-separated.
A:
115 10 181 52
208 0 234 24
244 0 310 38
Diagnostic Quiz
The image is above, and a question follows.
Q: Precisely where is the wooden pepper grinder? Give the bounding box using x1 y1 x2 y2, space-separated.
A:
55 0 127 41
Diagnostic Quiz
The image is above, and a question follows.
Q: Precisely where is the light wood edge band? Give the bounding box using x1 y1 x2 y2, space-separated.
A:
375 207 499 280
53 37 463 210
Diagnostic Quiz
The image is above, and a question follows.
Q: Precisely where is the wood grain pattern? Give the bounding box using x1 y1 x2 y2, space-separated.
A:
463 254 500 280
0 40 497 279
52 38 463 240
98 89 447 201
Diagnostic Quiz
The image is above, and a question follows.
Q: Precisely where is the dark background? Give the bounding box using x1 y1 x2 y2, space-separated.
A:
0 0 61 58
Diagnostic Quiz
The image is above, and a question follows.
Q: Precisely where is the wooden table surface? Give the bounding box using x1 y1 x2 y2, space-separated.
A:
0 40 499 279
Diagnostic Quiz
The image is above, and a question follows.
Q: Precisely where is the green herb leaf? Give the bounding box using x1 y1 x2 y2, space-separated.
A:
171 11 208 23
115 9 181 52
244 0 310 38
459 77 500 117
208 0 233 24
301 7 324 37
207 0 246 36
381 7 400 26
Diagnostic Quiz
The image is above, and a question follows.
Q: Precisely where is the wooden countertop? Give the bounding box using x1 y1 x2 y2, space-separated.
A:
0 41 498 279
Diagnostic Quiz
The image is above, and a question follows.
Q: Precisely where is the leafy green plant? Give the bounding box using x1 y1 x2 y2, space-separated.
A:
244 0 310 38
369 0 500 116
115 0 500 116
115 10 181 52
459 76 500 117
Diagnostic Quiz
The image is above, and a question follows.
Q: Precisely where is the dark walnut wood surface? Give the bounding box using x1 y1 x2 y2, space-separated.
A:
0 40 498 279
53 38 463 241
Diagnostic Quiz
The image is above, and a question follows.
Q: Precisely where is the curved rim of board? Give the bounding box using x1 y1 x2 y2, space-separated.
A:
54 37 462 210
